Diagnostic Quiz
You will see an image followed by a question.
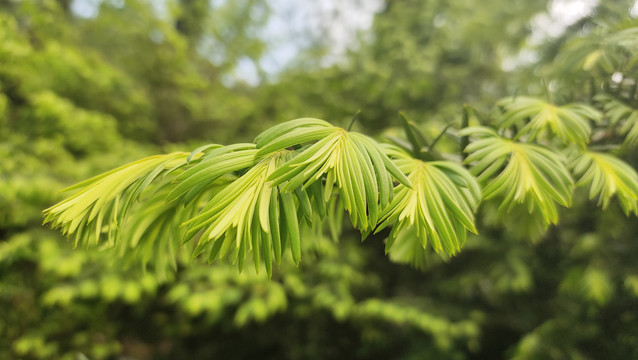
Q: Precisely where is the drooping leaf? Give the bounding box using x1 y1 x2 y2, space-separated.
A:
43 152 191 247
254 118 338 158
497 96 601 146
568 149 638 215
461 127 574 226
115 181 216 279
166 145 258 204
266 128 410 232
555 26 638 75
596 94 638 146
181 150 303 271
376 145 481 256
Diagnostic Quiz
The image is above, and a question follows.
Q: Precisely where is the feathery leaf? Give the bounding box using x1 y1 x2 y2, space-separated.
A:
182 151 302 271
462 127 573 226
596 94 638 146
267 128 410 231
568 149 638 215
497 96 601 146
43 152 191 247
377 145 481 255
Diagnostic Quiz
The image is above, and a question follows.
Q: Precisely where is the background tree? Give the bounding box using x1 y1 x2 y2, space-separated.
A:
2 0 638 359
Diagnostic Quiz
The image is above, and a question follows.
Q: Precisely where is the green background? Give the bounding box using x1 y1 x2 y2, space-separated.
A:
1 0 637 359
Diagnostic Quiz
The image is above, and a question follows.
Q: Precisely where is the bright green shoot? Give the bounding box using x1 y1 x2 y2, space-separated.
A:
44 106 638 274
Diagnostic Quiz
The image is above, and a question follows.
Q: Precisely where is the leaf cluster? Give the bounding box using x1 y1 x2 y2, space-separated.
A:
44 118 483 274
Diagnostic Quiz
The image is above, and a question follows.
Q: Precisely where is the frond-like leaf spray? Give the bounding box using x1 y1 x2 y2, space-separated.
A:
569 150 638 215
497 96 601 147
462 127 573 227
376 145 481 256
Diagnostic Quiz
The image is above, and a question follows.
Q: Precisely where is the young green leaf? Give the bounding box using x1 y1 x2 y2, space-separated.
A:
462 127 574 227
377 145 481 256
568 149 638 215
497 96 601 147
181 150 307 270
254 118 333 146
43 152 191 247
255 118 339 157
596 94 638 146
166 146 258 204
267 128 410 232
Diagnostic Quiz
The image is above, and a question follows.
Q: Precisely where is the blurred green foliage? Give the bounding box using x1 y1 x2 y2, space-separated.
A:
2 0 638 359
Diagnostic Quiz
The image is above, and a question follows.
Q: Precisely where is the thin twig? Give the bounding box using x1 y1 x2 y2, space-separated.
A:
347 109 362 131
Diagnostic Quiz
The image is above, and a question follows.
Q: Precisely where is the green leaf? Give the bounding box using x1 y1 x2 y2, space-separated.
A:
463 127 573 227
43 152 191 248
280 191 301 265
497 96 601 146
307 181 326 219
114 182 203 277
294 187 313 222
256 126 339 158
596 94 638 146
269 186 282 265
399 111 430 157
254 118 333 146
568 149 638 215
377 146 481 256
268 129 410 232
166 147 258 203
182 151 298 270
186 144 223 164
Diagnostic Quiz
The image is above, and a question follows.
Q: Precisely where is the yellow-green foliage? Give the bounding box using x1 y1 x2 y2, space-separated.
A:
44 118 487 276
497 97 601 146
569 150 638 215
462 126 574 226
377 144 481 255
5 2 638 359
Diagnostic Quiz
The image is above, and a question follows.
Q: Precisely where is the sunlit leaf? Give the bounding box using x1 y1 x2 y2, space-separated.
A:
461 127 573 226
263 121 410 231
254 118 333 147
497 96 601 146
376 145 481 256
568 149 638 215
43 152 191 247
166 144 258 204
182 150 299 271
254 118 337 158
